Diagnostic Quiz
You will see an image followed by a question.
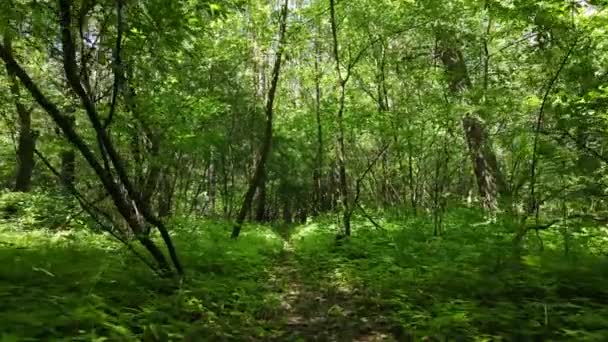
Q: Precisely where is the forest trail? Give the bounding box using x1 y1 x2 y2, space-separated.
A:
270 231 393 341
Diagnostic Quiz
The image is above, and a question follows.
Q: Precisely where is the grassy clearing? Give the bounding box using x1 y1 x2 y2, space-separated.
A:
1 207 608 341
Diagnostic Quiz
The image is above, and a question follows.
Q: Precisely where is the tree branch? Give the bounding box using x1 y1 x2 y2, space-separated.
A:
528 36 578 214
356 202 386 231
33 147 160 274
0 42 114 190
353 143 391 206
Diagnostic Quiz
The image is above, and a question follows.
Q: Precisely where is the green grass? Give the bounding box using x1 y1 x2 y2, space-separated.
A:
1 204 608 341
288 211 608 340
0 220 285 341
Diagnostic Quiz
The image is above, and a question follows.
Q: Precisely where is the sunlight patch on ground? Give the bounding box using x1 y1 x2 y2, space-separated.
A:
471 219 496 227
329 269 354 295
354 331 392 342
283 239 294 252
1 228 69 247
291 222 322 240
241 227 283 242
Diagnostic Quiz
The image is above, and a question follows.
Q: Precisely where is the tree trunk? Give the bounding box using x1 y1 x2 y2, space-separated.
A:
462 115 504 210
283 197 292 224
329 0 351 236
14 124 36 192
255 172 267 222
0 3 183 277
3 32 35 192
222 158 231 217
60 148 76 188
407 136 417 214
437 35 506 211
157 172 173 218
207 158 216 215
60 115 77 189
312 25 324 215
231 0 289 238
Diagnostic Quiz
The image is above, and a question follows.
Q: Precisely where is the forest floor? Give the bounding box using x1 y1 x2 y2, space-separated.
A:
269 231 393 341
2 204 608 341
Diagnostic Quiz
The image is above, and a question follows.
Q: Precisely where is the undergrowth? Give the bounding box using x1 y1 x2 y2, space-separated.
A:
290 210 608 340
1 198 608 341
0 217 284 341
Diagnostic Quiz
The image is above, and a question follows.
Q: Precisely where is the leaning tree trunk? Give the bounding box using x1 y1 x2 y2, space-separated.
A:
231 0 289 238
0 1 182 277
437 35 506 211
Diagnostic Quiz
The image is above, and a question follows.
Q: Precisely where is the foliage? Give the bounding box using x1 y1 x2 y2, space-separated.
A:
2 210 608 340
290 211 608 341
1 0 608 339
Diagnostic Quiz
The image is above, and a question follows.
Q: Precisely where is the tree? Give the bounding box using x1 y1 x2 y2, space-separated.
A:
0 0 182 277
3 8 35 192
232 0 290 238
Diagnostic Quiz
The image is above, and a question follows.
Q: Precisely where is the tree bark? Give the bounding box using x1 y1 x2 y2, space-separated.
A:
283 197 292 224
157 172 173 218
207 157 216 214
255 172 267 221
329 0 351 236
3 32 35 192
312 24 324 215
436 35 506 211
231 0 289 238
60 148 76 188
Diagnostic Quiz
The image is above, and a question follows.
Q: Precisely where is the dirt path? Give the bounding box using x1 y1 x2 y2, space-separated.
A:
270 236 394 341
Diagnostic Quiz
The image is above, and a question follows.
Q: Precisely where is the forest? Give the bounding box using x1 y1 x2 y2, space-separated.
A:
1 0 608 340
